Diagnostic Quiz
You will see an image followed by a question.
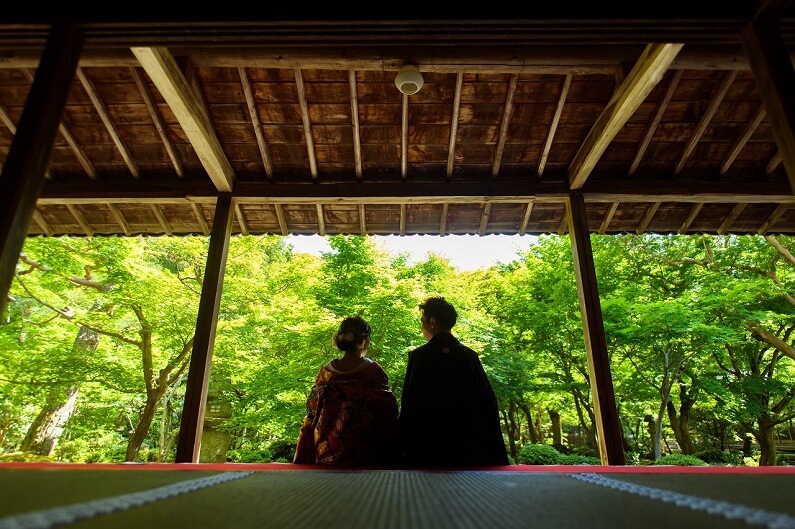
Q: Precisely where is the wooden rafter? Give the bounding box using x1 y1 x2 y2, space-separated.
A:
1 99 54 180
131 66 183 178
274 204 288 236
569 43 683 189
478 203 491 236
349 70 363 182
675 70 739 174
401 93 409 180
316 204 325 236
767 151 783 174
234 202 249 236
721 105 767 175
630 69 682 175
598 202 619 235
539 74 571 176
32 208 54 237
758 203 788 234
239 66 273 180
519 202 534 236
76 67 140 178
439 203 448 236
294 68 318 181
557 206 568 235
131 47 235 192
678 203 703 234
359 204 366 235
636 202 661 234
107 203 131 236
22 68 95 180
150 204 172 235
192 203 209 236
447 73 463 180
492 74 518 179
66 204 93 236
717 203 748 234
400 203 406 236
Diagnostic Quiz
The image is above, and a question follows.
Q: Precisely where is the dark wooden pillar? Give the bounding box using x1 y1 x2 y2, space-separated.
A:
175 196 234 463
0 25 83 316
742 14 795 194
566 193 625 465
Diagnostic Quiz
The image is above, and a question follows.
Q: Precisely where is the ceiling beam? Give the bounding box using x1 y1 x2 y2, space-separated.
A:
240 66 273 180
35 178 795 205
629 69 682 176
568 43 684 189
3 45 791 73
131 47 235 192
539 74 571 177
447 73 463 181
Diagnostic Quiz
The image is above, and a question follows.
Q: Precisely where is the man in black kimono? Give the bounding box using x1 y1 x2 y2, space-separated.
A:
399 296 509 466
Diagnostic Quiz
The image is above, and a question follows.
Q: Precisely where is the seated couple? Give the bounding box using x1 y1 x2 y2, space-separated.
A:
293 297 509 467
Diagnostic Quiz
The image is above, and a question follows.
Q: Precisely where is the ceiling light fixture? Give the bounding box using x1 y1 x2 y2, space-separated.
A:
395 64 424 95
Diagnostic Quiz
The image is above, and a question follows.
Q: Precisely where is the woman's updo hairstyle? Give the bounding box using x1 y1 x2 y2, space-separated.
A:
333 316 371 352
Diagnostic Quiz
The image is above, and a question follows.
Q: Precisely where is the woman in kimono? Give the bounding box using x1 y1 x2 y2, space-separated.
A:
293 316 399 465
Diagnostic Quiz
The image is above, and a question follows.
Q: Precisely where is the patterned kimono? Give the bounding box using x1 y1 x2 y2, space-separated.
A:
293 357 400 465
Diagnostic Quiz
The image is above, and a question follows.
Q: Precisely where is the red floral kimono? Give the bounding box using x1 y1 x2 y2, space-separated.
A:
293 358 399 465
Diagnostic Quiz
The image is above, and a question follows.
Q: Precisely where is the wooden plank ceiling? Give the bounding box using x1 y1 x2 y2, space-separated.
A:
2 6 795 238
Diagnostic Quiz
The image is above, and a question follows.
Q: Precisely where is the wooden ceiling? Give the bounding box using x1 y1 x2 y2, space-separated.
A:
3 4 795 238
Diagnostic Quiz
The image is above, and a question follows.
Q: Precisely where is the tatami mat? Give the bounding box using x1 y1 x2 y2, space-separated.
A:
1 465 794 529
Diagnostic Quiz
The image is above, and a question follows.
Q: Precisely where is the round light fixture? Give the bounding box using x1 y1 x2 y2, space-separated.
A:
395 65 424 95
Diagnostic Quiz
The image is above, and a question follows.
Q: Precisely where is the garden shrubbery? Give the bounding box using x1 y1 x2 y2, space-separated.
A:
651 453 708 466
516 443 601 465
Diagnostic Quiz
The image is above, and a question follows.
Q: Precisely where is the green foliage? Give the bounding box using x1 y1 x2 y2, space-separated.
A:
516 443 565 465
3 232 795 468
652 453 708 466
227 449 273 463
693 449 745 466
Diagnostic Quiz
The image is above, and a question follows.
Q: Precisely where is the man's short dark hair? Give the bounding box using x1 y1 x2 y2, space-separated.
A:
419 296 457 330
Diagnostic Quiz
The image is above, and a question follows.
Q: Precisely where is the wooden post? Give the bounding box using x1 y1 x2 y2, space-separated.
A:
742 15 795 195
566 193 625 465
0 25 83 316
175 195 234 463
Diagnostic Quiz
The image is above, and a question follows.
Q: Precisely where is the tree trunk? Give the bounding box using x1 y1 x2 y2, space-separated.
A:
21 385 80 455
21 325 98 456
756 418 778 466
518 402 539 444
548 409 562 446
126 399 160 462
